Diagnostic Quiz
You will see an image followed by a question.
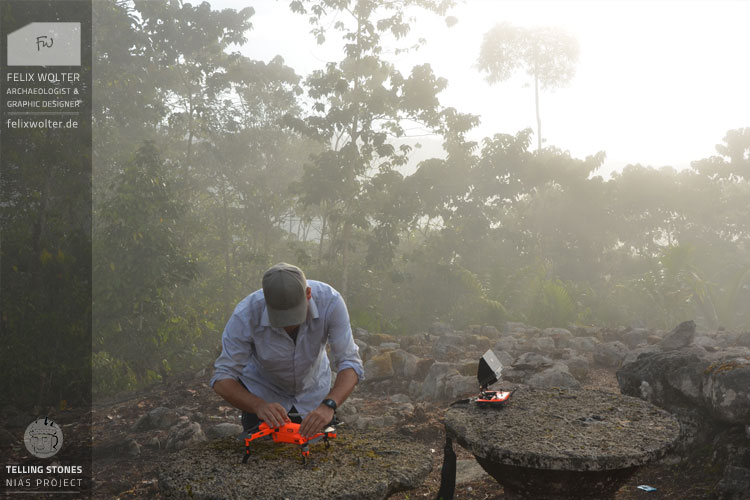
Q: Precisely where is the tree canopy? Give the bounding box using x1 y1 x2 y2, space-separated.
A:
477 22 579 151
66 0 750 400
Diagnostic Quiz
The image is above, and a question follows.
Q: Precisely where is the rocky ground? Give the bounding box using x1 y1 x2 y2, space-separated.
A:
81 367 719 499
3 321 749 499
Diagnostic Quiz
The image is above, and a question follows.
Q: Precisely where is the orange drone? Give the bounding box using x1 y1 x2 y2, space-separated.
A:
241 418 337 465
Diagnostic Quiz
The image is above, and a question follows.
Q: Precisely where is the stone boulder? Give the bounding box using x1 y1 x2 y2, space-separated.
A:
526 366 581 389
562 356 590 381
715 466 750 500
494 336 518 353
389 349 420 379
694 334 720 351
597 327 627 343
354 339 369 357
512 352 554 371
419 362 476 401
363 352 394 381
622 344 661 366
593 341 629 368
93 437 142 459
702 357 750 425
543 328 573 348
354 327 371 340
517 338 542 353
504 321 528 333
165 421 207 451
205 423 243 440
494 350 514 368
132 407 180 432
617 348 709 414
432 332 466 358
735 331 750 348
617 347 750 427
660 320 696 350
467 334 493 351
501 353 578 387
568 336 598 353
445 373 479 399
621 328 651 349
536 336 556 353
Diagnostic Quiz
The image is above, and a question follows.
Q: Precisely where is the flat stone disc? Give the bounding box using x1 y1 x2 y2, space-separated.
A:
158 429 432 500
444 386 680 471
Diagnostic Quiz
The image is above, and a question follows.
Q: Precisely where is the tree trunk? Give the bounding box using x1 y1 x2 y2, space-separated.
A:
138 301 144 332
535 73 542 152
220 177 231 307
341 221 350 300
318 211 327 264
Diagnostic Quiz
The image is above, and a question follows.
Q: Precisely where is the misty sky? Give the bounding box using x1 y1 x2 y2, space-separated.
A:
210 0 750 178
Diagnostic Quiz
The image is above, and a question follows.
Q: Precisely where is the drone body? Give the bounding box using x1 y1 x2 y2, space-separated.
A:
242 421 337 464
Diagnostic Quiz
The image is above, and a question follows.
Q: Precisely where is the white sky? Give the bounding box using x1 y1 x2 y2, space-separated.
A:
209 0 750 177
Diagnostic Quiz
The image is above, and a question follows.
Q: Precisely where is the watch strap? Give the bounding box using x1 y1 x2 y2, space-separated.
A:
321 398 337 410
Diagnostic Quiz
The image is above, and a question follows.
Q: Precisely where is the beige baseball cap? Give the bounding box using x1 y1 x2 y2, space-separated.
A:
262 263 308 327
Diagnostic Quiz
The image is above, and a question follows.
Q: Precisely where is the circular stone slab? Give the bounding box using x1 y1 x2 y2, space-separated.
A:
158 429 432 500
444 387 680 499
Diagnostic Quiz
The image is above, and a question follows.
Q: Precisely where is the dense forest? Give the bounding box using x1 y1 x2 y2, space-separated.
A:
91 0 750 397
4 0 748 405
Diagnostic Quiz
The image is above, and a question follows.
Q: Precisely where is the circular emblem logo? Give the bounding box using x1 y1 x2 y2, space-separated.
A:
24 417 63 458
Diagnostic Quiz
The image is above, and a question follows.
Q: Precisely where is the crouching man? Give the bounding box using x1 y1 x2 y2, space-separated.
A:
211 263 364 437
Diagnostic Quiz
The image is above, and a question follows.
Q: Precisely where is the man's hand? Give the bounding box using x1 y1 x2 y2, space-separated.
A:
256 401 291 428
212 380 291 428
299 404 334 438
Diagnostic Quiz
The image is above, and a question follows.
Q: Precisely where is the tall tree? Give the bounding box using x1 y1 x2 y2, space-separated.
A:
477 23 579 151
287 0 454 298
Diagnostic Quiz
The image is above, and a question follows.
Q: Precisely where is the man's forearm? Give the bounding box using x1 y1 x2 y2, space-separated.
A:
213 378 265 414
325 367 358 406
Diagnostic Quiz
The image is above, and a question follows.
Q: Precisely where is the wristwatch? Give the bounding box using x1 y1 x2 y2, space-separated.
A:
321 398 337 411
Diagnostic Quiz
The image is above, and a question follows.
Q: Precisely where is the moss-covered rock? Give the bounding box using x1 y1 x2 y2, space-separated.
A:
364 352 394 381
159 429 432 500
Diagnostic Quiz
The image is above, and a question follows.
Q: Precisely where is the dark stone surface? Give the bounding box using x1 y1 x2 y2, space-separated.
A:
660 320 696 350
474 458 639 500
617 348 709 414
618 347 750 426
158 429 432 500
593 341 629 368
716 465 750 500
444 386 680 499
703 357 750 424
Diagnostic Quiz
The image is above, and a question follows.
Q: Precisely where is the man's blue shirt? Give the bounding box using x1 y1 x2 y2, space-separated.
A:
210 280 365 415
